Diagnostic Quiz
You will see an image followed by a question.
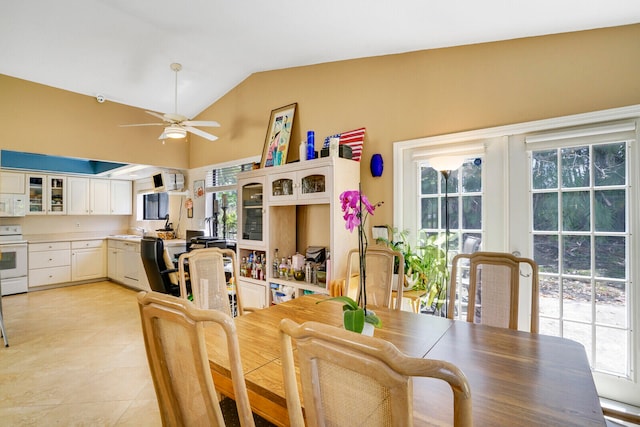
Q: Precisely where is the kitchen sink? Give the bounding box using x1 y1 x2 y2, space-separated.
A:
109 234 143 239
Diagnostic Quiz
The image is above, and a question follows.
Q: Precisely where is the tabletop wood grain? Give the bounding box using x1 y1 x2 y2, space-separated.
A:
205 294 605 426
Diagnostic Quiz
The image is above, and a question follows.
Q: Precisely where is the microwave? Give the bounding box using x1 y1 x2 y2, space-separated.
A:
0 194 26 217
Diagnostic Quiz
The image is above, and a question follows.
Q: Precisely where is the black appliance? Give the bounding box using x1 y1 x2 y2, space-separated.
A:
188 236 236 252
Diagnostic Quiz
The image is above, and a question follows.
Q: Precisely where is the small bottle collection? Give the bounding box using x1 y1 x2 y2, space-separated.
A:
239 248 325 286
271 248 322 285
239 251 265 281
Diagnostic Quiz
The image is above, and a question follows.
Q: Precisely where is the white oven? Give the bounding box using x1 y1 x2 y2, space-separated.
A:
0 225 28 295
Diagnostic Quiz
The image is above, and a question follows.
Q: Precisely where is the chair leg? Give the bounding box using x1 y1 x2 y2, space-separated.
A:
0 303 9 347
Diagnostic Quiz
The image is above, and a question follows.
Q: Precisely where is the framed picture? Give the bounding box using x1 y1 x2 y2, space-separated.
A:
194 180 205 198
260 103 297 168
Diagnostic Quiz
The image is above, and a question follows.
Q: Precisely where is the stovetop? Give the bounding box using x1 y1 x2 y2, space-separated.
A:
0 224 25 244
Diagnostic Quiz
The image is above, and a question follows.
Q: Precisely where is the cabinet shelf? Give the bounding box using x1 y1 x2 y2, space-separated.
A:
269 277 329 295
237 157 359 308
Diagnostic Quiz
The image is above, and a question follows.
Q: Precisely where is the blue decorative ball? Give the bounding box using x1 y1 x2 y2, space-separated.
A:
370 154 384 177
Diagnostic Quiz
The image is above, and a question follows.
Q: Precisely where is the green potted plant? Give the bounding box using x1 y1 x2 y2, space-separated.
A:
377 226 449 314
317 186 383 334
318 295 381 335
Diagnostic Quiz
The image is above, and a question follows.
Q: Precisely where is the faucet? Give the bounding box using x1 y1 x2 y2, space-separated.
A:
132 226 146 237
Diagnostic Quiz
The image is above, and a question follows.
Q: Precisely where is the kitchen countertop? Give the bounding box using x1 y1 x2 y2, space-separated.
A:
24 232 186 246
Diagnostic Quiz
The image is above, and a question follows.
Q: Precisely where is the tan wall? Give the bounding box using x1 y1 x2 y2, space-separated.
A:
2 24 639 228
191 24 640 225
0 76 188 169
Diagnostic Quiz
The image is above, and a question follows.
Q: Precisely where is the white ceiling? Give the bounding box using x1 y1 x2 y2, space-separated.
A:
2 1 640 119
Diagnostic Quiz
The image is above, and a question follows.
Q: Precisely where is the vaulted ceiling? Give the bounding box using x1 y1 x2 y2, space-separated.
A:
2 1 640 120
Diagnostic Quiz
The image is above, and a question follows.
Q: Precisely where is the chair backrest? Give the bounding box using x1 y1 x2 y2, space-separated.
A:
137 291 255 427
448 251 539 333
140 237 179 296
178 247 245 316
279 319 472 427
345 247 404 309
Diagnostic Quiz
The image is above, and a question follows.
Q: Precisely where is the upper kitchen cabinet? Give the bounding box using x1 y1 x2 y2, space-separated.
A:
67 177 90 215
0 171 25 194
90 179 110 215
110 180 132 215
67 177 130 215
26 174 66 215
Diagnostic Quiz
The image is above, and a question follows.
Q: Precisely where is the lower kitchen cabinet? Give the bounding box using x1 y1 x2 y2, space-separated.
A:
30 239 108 288
107 239 150 291
29 241 71 288
71 240 105 281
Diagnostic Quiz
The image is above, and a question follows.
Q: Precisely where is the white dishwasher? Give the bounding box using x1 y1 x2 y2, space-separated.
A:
121 241 140 285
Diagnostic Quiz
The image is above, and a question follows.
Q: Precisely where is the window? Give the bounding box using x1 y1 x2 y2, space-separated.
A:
143 192 168 220
394 108 640 406
530 138 632 378
420 159 483 255
204 162 254 238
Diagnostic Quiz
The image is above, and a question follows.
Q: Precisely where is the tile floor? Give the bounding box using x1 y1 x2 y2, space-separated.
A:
0 281 161 426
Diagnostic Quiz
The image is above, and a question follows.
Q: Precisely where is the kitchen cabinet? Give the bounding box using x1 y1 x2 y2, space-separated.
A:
239 278 268 309
0 171 25 194
110 180 132 215
107 239 150 291
237 175 266 248
28 241 71 288
236 157 359 306
26 174 67 215
267 165 331 205
67 177 90 215
91 179 111 215
71 240 105 281
67 177 115 215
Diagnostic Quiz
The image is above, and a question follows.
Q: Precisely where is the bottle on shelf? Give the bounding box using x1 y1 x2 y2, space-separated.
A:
280 257 289 280
273 249 279 278
305 262 312 284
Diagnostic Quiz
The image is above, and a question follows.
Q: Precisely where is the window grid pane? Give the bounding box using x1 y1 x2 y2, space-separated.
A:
532 142 630 378
419 159 483 316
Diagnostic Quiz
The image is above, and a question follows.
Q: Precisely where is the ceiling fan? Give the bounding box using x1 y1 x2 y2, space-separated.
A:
120 63 220 141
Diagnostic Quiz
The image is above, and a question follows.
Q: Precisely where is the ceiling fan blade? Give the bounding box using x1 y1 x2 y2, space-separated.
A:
119 123 164 127
184 126 218 141
182 120 220 127
145 110 167 121
164 112 188 123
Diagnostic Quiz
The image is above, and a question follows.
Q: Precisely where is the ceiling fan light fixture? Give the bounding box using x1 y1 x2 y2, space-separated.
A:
164 124 186 139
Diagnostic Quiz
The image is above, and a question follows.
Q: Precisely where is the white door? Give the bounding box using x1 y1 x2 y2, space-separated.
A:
508 128 639 406
396 110 640 407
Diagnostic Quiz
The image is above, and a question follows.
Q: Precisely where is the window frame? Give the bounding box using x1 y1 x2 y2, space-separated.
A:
393 104 640 407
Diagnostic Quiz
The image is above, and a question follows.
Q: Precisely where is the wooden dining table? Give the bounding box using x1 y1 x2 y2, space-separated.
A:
204 294 605 426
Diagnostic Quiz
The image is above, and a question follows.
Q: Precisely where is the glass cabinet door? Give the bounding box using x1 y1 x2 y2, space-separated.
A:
268 172 297 203
297 166 331 201
48 176 66 215
240 179 265 245
28 175 45 214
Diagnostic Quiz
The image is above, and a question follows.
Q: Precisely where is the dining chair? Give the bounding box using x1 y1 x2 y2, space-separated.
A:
279 318 473 427
344 247 404 310
0 281 8 347
448 251 539 333
178 247 252 316
140 237 181 297
137 291 255 427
